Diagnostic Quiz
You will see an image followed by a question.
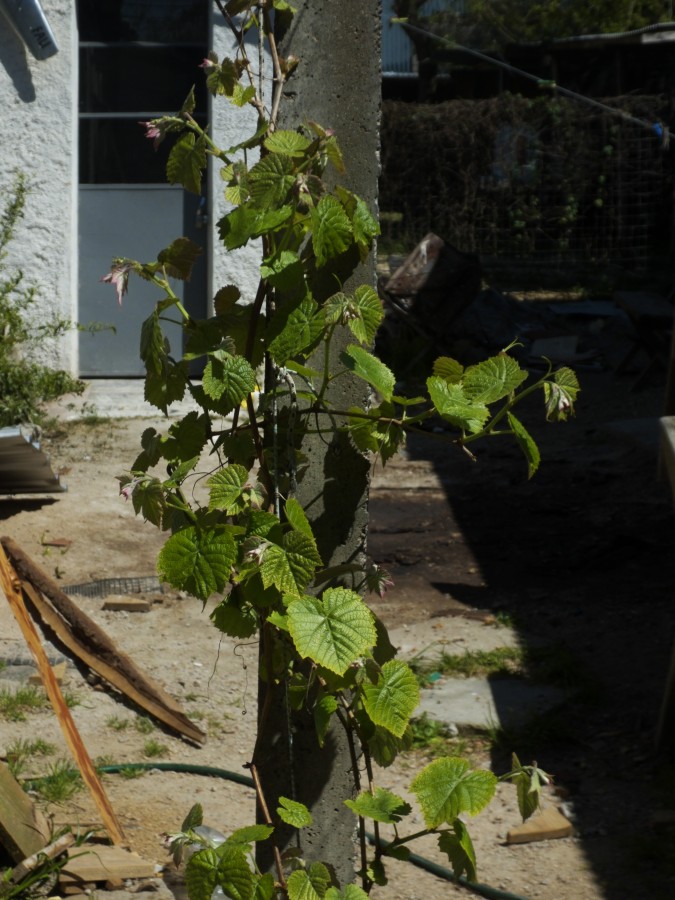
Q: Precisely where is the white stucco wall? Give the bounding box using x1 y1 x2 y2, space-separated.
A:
0 0 77 371
209 11 266 305
0 4 265 376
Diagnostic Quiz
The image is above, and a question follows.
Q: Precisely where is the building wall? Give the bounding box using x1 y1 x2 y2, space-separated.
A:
0 0 78 371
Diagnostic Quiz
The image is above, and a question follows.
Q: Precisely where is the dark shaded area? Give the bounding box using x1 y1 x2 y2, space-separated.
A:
369 320 675 897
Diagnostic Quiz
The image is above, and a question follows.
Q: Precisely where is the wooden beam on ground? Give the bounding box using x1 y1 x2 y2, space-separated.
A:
0 536 206 745
0 544 127 847
0 761 50 863
59 843 157 891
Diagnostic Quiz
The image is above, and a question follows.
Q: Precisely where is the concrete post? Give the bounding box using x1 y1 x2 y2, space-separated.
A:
254 0 381 885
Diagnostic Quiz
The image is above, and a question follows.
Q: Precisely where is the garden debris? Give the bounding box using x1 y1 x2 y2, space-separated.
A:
0 541 126 846
9 832 75 885
378 233 481 349
28 660 68 685
0 760 50 862
506 805 574 844
0 537 206 746
58 844 157 894
102 596 153 613
0 426 65 494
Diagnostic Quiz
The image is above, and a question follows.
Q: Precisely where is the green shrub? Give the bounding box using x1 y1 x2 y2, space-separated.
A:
0 173 83 426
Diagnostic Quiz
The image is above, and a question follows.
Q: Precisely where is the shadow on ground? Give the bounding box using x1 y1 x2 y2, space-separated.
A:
368 359 675 898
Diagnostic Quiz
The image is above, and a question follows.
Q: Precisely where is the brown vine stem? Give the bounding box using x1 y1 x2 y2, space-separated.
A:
261 0 286 131
213 0 267 121
248 761 287 890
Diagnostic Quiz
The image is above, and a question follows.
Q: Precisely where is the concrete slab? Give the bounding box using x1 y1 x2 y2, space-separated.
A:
44 379 199 421
416 675 567 731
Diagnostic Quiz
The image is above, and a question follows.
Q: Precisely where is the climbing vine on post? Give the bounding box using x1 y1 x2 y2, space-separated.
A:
107 2 579 896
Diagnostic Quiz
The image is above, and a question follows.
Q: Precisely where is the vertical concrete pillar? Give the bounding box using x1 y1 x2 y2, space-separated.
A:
255 0 381 886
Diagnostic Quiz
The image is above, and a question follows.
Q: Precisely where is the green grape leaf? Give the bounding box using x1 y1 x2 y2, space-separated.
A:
349 285 383 344
246 153 296 207
438 820 477 882
253 873 276 900
210 594 258 638
277 796 312 828
426 377 489 434
157 237 202 281
314 693 338 747
246 510 282 539
203 354 257 407
158 526 236 602
205 56 243 96
323 135 345 174
226 825 274 849
351 197 380 252
433 356 464 384
507 412 540 479
268 298 324 364
231 83 256 107
130 477 165 527
287 863 331 900
144 361 188 413
218 204 293 250
216 846 255 900
214 284 241 313
344 788 411 824
162 411 208 462
361 660 420 738
181 803 203 831
185 848 220 900
410 758 497 829
325 886 369 900
341 345 395 401
208 464 251 514
260 251 304 293
166 132 206 195
287 587 376 674
140 310 166 377
463 355 528 404
311 195 353 266
367 724 412 767
260 531 322 597
284 497 314 538
348 403 405 464
264 129 311 157
544 366 579 421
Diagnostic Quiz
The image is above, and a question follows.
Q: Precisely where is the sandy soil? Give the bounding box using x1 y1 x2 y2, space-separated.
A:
1 355 675 899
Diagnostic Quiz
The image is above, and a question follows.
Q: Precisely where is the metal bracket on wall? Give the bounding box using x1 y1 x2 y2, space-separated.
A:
0 0 58 60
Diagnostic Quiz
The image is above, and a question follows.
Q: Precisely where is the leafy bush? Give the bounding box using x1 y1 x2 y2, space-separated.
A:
0 173 83 427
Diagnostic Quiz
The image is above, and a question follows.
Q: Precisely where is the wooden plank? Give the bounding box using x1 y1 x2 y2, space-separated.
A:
0 544 126 847
0 761 49 863
59 843 156 886
1 537 205 745
506 805 574 844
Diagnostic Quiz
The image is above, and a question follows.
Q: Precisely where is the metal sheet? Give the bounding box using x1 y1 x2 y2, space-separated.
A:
0 427 65 494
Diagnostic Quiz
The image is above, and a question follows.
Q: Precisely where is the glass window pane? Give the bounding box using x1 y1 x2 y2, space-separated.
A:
79 117 205 184
80 46 207 113
77 0 207 44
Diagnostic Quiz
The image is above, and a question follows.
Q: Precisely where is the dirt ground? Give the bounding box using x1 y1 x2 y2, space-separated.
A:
2 318 675 899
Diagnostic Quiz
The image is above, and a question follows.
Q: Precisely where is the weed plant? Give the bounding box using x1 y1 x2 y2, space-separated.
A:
0 173 83 426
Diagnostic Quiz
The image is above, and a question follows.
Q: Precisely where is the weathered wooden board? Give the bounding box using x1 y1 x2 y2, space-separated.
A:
0 761 49 862
59 843 157 887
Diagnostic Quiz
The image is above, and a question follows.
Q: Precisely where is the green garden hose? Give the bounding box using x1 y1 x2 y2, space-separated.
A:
30 761 530 900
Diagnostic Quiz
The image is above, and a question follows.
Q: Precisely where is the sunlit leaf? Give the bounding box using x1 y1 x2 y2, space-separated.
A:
410 758 497 829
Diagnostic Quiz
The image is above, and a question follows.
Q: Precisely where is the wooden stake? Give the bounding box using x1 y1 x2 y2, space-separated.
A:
0 544 126 846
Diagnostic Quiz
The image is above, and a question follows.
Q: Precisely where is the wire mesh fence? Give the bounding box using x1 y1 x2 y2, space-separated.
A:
380 94 673 283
